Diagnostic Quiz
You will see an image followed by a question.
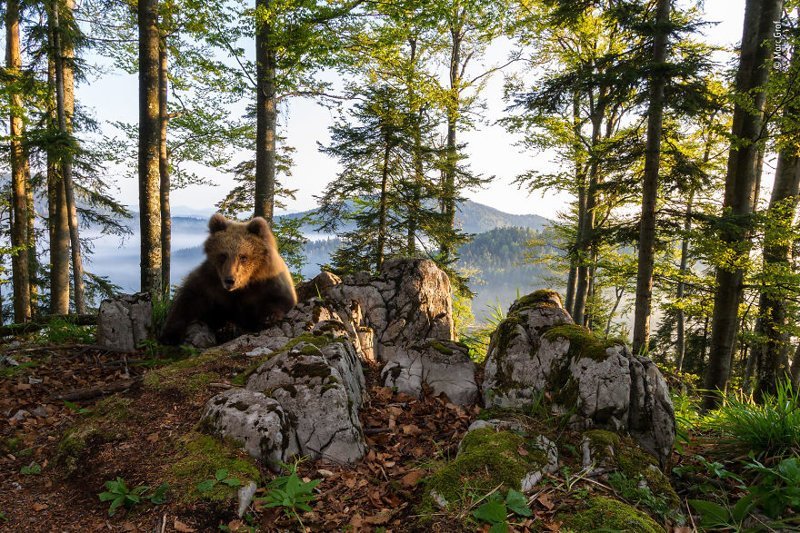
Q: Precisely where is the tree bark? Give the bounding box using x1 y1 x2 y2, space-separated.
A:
255 0 277 223
46 39 70 316
566 92 585 317
159 37 171 296
51 0 85 314
138 0 163 296
703 0 783 410
377 141 390 271
754 147 800 399
441 9 463 261
632 0 670 354
6 0 32 323
675 190 693 372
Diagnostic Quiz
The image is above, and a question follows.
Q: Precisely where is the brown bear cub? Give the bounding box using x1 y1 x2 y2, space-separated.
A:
159 213 298 345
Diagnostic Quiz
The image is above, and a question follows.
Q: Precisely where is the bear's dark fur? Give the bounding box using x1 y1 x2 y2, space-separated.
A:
159 213 297 345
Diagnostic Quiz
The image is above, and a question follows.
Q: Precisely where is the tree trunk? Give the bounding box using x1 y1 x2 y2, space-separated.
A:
377 141 390 271
675 190 694 372
703 0 783 410
159 37 171 296
573 106 604 327
441 16 462 261
138 0 162 296
26 177 38 315
632 0 670 354
255 0 277 223
754 150 800 399
566 92 585 317
52 0 85 314
46 41 70 315
6 0 32 323
790 342 800 387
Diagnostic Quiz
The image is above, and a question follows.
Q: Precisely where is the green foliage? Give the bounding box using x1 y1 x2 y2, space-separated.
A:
98 477 152 517
472 488 532 533
688 498 753 531
20 462 42 475
257 461 321 531
608 471 682 524
460 301 506 362
197 468 242 493
37 318 95 344
713 379 800 457
745 457 800 519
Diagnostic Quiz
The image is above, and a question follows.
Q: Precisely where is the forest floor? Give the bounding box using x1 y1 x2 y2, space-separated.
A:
0 334 767 532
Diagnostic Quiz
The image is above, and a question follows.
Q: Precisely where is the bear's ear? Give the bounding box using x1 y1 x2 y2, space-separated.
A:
209 213 228 233
247 217 277 247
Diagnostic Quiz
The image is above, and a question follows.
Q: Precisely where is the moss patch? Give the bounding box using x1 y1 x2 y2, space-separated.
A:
543 324 623 362
584 430 680 510
143 348 227 394
421 428 546 512
509 289 562 313
559 496 664 533
169 432 261 503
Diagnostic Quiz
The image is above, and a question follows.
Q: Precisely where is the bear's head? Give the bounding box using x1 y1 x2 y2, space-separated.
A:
204 213 279 291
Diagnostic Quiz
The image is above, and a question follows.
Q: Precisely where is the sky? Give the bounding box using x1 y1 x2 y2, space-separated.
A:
75 0 748 221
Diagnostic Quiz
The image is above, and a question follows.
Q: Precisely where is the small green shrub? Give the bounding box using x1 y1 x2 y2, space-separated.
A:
472 488 532 533
98 478 168 516
745 456 800 518
20 462 42 475
258 461 321 532
460 302 506 362
197 468 241 493
38 317 95 344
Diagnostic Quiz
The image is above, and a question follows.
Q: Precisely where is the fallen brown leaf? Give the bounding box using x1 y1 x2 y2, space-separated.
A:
173 518 196 532
401 470 425 487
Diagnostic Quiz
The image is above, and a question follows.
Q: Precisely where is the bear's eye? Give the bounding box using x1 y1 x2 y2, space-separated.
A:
239 255 248 264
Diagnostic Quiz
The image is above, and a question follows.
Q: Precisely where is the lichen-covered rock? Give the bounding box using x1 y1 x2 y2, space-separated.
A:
246 339 366 464
381 340 478 405
482 289 676 464
200 389 293 470
97 293 152 352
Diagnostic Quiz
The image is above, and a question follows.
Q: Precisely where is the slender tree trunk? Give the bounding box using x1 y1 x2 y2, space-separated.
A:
46 42 70 315
159 37 171 296
26 179 37 315
633 0 670 354
6 0 32 323
790 342 800 387
138 0 162 296
52 0 85 314
754 150 800 399
377 142 390 271
675 190 694 372
442 16 462 261
703 0 783 410
573 106 604 327
566 92 585 317
255 0 277 222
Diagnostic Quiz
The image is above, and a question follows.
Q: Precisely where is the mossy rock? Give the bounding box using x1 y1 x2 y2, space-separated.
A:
543 324 624 362
559 496 665 533
231 332 342 387
168 432 261 503
508 289 563 314
584 430 680 511
420 428 547 513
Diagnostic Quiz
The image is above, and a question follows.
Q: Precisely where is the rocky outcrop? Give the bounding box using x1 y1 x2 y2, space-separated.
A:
97 293 153 352
201 334 367 466
381 340 478 405
482 290 675 464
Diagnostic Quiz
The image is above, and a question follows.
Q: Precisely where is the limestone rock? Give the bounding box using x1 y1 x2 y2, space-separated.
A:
246 338 367 464
482 289 675 464
381 340 478 405
200 389 293 470
97 293 153 352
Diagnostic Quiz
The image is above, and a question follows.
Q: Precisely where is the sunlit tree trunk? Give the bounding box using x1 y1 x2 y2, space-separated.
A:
138 0 163 296
255 0 277 222
675 191 693 372
159 36 171 296
703 0 783 410
6 0 32 322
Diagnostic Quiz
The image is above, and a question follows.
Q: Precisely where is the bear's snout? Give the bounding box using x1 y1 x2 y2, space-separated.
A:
223 276 236 290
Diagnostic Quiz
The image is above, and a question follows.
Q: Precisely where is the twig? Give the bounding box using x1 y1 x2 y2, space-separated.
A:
48 377 142 402
685 497 697 532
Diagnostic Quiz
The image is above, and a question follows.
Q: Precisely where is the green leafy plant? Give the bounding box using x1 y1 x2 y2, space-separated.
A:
20 462 42 475
38 317 95 344
608 472 682 523
63 400 91 415
713 379 800 457
98 477 150 516
257 461 321 532
472 488 532 533
689 497 753 531
98 478 169 516
745 456 800 518
197 468 242 493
